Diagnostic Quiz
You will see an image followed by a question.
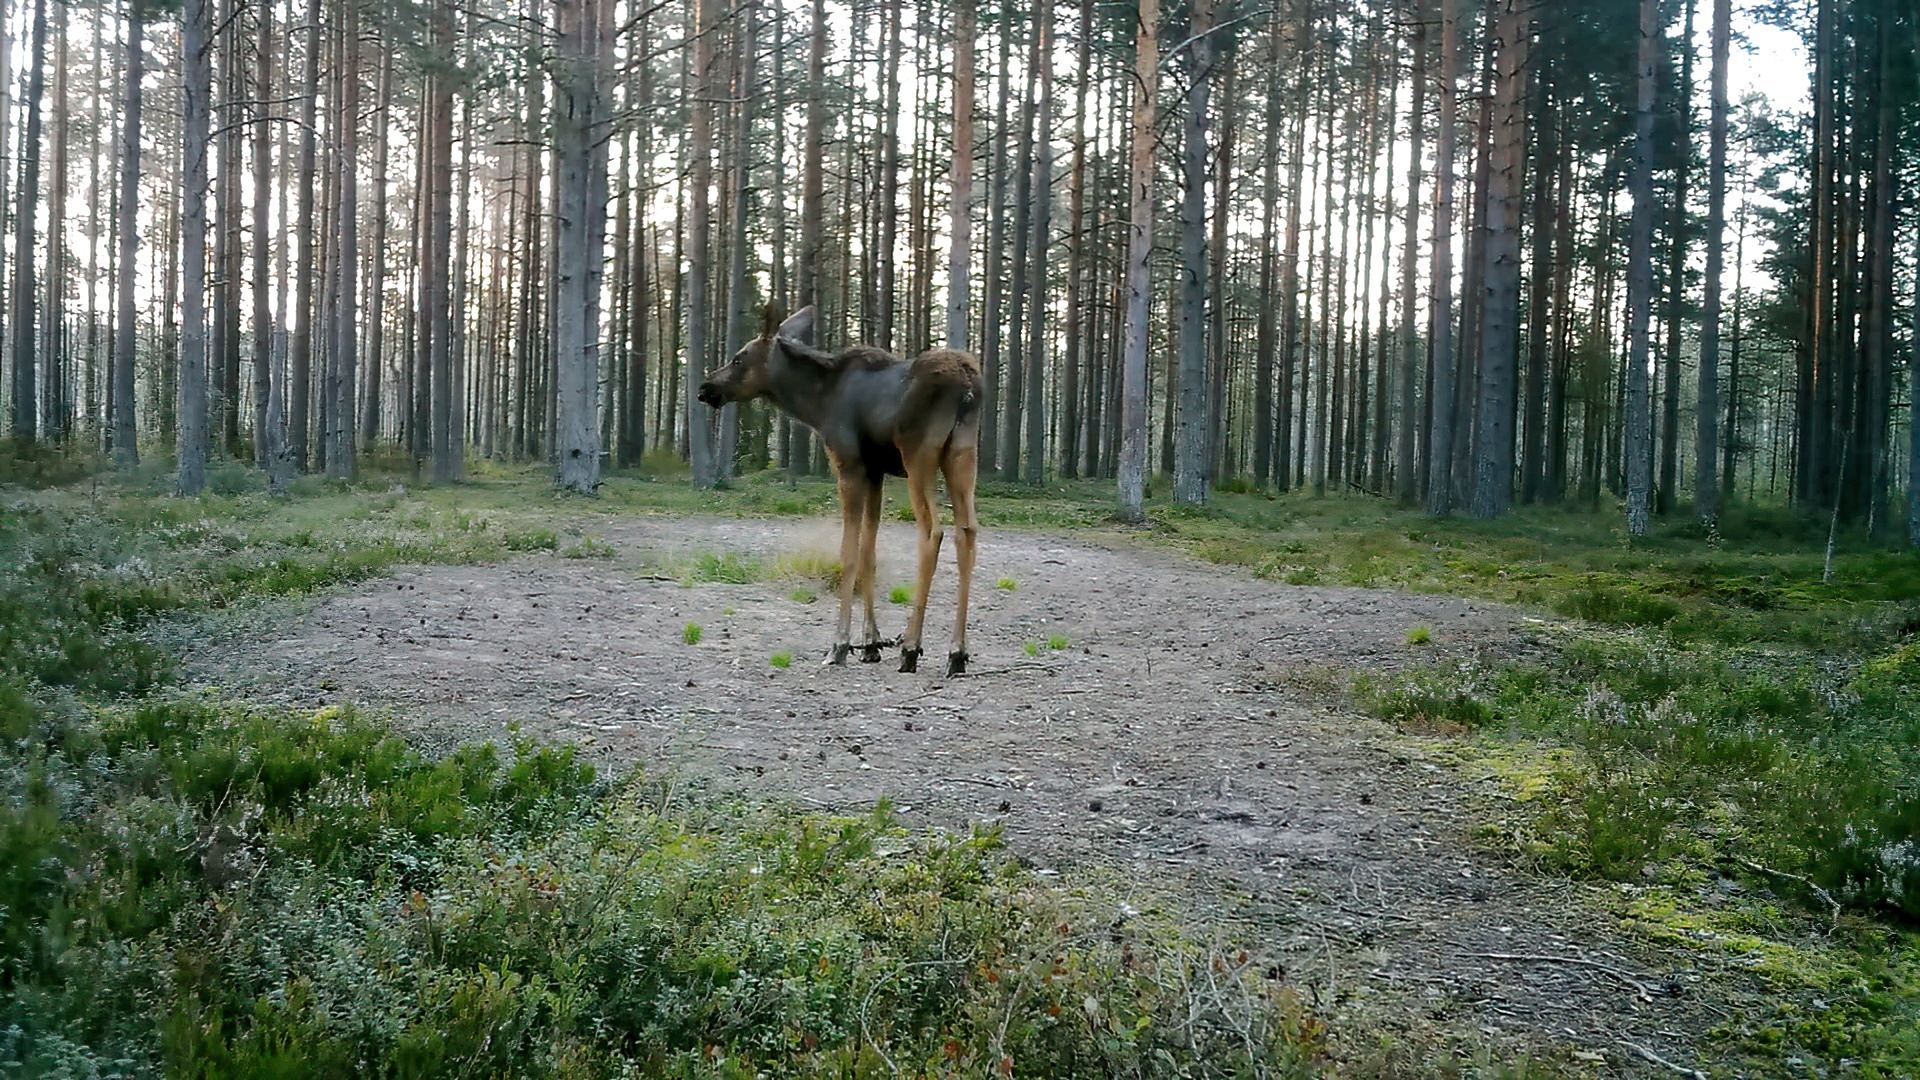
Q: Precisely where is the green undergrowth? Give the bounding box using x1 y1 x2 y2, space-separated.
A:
0 463 1344 1076
1349 629 1920 1072
1 693 1330 1077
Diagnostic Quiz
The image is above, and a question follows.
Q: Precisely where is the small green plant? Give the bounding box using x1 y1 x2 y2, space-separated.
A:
1024 639 1039 657
1046 633 1070 650
1406 625 1432 645
682 551 761 584
769 650 792 668
683 622 703 645
888 584 912 604
561 537 614 559
996 576 1018 591
503 527 559 552
789 587 816 604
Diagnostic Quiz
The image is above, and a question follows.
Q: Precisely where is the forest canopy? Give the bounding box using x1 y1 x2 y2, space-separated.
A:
0 0 1913 542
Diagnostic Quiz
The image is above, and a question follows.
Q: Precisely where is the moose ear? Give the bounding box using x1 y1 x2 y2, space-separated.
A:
759 303 784 339
777 305 817 345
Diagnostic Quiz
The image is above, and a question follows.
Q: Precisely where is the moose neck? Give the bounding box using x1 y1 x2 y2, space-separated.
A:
765 343 843 435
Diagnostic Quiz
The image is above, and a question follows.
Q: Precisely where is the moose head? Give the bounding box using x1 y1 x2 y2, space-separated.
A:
696 305 817 408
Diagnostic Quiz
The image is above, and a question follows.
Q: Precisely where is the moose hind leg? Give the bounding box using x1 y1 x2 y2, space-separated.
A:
829 465 864 665
899 457 943 673
858 479 885 663
943 448 979 677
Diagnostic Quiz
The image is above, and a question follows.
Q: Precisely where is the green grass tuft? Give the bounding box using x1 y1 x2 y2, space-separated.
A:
996 576 1018 591
769 650 792 668
888 584 912 604
682 622 703 645
1406 625 1431 645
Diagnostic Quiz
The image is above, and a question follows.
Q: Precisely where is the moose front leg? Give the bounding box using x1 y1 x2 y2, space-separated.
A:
898 459 942 673
829 466 865 665
857 479 885 663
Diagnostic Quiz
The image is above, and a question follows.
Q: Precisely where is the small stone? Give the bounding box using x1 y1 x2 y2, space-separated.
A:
997 800 1011 813
1088 799 1104 812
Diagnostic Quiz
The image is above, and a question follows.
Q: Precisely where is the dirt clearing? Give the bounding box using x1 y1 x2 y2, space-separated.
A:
186 516 1741 1072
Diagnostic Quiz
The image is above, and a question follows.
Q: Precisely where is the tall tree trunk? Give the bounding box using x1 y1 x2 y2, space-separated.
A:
946 0 974 350
684 0 718 487
719 0 759 481
1116 0 1158 522
1470 0 1527 518
1059 0 1090 479
252 0 287 486
1207 51 1234 482
1022 2 1052 485
1000 19 1038 478
217 0 243 458
1695 0 1728 525
361 47 393 451
1397 13 1427 503
329 0 359 477
1276 1 1312 491
792 0 826 480
554 0 608 491
1908 216 1919 547
1252 9 1285 490
875 0 901 350
428 0 455 481
289 0 320 470
178 0 210 490
1624 0 1660 536
1425 0 1459 516
1657 0 1694 514
1172 0 1214 506
111 11 141 466
8 0 44 442
979 10 1010 473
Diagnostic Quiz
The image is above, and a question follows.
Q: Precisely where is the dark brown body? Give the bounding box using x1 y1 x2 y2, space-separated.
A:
699 306 981 675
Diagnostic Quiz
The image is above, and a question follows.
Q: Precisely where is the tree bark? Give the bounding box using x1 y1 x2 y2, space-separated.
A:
1022 2 1052 485
1397 13 1427 503
946 0 975 351
329 0 359 477
719 0 759 481
1624 0 1660 536
1116 0 1158 522
555 0 608 491
178 0 210 490
1695 0 1728 525
8 0 44 443
110 10 141 466
1425 0 1459 516
289 0 320 470
1059 0 1090 479
684 0 718 488
1172 0 1214 506
1470 0 1526 518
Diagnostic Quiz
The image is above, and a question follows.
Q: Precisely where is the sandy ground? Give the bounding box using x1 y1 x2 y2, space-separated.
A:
185 516 1743 1073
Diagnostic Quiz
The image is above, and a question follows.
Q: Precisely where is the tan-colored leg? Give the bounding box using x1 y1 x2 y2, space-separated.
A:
898 455 944 673
857 479 885 662
942 447 979 676
830 463 864 665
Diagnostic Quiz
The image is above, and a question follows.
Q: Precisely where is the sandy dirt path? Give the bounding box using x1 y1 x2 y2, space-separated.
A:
187 516 1735 1071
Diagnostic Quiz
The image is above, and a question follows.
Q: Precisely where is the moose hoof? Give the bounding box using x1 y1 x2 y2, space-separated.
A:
859 643 883 664
899 647 922 673
945 650 969 677
829 643 852 666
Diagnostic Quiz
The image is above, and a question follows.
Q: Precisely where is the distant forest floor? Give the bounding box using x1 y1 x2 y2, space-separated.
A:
8 450 1918 1074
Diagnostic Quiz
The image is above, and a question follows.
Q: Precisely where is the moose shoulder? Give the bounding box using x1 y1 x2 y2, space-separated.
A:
698 305 982 676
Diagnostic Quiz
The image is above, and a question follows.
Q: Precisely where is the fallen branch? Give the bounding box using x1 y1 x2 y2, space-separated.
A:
1732 856 1843 928
1466 951 1664 1000
1622 1040 1708 1080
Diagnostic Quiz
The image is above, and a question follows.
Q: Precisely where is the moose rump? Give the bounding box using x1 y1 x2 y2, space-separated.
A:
697 305 982 676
